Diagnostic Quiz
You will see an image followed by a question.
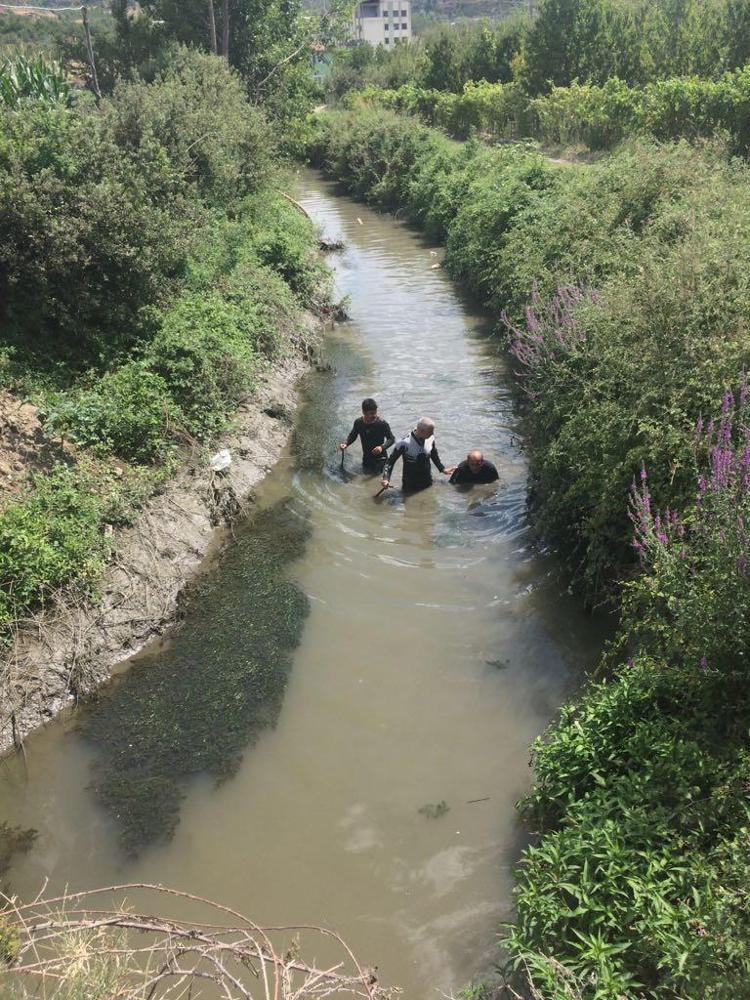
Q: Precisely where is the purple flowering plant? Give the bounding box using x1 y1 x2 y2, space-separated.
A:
624 378 750 672
502 283 591 394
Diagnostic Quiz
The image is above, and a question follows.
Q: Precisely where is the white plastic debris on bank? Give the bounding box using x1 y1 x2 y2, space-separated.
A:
209 449 232 472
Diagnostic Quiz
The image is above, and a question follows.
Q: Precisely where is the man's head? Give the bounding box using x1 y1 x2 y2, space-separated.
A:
467 450 484 473
361 398 378 424
414 417 435 442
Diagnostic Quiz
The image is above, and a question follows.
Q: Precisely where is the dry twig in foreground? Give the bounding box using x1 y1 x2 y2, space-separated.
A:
1 882 401 1000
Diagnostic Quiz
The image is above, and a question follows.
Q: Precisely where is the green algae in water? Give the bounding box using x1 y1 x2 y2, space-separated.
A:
418 801 450 819
0 822 36 882
80 499 311 855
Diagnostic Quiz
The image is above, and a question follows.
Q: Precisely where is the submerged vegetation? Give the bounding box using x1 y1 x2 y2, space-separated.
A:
82 500 311 853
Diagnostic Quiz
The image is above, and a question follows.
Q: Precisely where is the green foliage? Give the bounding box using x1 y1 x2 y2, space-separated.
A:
0 915 19 967
147 291 257 440
530 67 750 155
0 467 109 632
0 48 274 374
327 16 529 100
44 362 178 463
344 67 750 155
0 54 72 108
523 0 750 95
103 47 274 205
509 655 750 998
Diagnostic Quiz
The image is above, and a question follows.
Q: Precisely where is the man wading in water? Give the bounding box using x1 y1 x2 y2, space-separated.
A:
340 398 395 472
449 450 499 485
381 417 456 493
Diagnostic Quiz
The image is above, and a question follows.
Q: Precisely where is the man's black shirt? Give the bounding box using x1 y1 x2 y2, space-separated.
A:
449 459 499 485
346 416 394 466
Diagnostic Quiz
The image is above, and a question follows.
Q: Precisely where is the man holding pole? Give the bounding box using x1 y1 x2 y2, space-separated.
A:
340 398 394 472
380 417 456 493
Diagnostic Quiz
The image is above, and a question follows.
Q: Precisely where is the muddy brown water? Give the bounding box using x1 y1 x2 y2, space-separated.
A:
0 171 605 997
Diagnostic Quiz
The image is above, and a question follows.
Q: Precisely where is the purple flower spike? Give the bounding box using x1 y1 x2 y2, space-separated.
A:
700 656 709 672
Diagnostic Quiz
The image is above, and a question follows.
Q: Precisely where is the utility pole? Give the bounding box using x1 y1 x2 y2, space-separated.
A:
81 3 102 103
208 0 218 53
221 0 230 59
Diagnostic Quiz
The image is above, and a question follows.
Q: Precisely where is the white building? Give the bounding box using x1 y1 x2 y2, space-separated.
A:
353 0 412 47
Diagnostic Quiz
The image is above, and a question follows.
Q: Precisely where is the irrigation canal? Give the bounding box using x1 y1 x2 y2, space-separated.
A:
0 170 604 997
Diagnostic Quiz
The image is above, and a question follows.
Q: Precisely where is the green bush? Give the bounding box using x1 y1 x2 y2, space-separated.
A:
44 362 178 463
506 390 750 997
0 54 72 109
103 46 274 207
0 47 276 374
147 292 257 439
239 195 326 303
0 468 108 631
341 67 750 157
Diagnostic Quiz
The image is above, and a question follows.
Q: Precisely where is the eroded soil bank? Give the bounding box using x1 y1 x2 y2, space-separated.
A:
0 346 317 758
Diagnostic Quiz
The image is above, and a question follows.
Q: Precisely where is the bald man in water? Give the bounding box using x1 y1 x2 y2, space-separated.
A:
381 417 456 493
449 450 499 485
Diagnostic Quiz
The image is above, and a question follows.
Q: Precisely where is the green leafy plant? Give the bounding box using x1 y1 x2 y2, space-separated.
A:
0 55 72 109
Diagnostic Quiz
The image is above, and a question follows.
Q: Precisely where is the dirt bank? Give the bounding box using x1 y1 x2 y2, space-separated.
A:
0 350 315 759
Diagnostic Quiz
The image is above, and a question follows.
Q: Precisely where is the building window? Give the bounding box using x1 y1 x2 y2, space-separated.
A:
401 8 407 14
384 36 390 43
402 21 407 28
384 21 389 27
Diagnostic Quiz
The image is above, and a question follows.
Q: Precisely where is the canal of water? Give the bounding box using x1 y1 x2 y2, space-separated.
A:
0 170 604 998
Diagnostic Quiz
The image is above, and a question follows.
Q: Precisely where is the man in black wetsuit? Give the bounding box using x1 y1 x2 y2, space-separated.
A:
339 398 395 471
450 450 499 485
381 417 456 493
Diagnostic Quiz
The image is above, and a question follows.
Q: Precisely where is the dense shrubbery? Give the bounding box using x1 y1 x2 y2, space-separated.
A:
0 49 275 371
345 67 750 155
508 389 750 997
0 46 325 638
331 0 750 106
327 16 529 100
308 107 750 999
328 0 750 157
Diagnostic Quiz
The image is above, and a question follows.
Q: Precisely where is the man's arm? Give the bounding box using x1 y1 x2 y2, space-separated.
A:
431 444 457 476
382 442 404 483
382 421 395 450
430 444 446 474
340 420 360 450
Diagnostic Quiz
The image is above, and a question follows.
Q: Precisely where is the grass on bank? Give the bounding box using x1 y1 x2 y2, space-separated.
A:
304 108 750 998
